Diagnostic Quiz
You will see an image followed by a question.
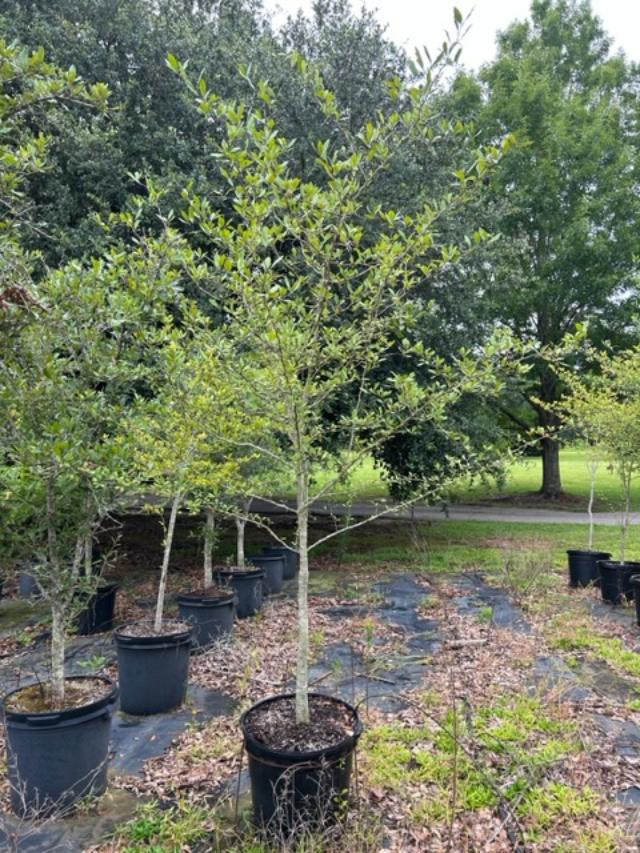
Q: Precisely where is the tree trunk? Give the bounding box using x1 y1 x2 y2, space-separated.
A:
51 601 66 706
536 365 563 498
235 516 246 569
540 436 562 498
295 472 310 724
203 508 215 587
154 494 181 632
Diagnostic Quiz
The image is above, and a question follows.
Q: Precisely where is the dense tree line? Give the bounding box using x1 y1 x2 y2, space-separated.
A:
1 0 638 498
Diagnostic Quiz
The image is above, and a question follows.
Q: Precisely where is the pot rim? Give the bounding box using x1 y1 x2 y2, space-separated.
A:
567 549 611 557
240 691 363 762
2 675 118 724
114 619 193 644
176 589 235 606
597 560 640 570
216 567 265 579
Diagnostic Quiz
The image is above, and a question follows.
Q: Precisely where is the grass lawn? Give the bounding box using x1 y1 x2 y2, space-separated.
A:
291 446 638 510
458 446 638 510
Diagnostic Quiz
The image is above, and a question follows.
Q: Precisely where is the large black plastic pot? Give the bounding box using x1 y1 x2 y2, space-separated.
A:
631 575 640 627
3 676 118 817
567 550 611 588
19 570 41 600
216 568 265 619
76 583 119 635
262 546 298 580
115 622 192 715
241 693 363 835
176 590 235 648
597 560 640 604
247 554 284 596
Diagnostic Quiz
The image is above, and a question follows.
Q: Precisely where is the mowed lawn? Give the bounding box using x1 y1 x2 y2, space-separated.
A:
459 446 640 510
296 447 639 510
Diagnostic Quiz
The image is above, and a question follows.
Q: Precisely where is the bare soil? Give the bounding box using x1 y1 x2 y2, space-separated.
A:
243 694 358 753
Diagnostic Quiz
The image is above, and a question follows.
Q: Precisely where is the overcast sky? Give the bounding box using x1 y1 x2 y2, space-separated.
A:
268 0 638 70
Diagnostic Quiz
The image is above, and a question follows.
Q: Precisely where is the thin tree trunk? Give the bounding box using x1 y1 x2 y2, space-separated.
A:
46 469 65 704
154 494 181 632
235 516 246 569
587 465 596 551
84 530 93 577
295 472 310 724
51 601 66 707
203 508 215 587
620 468 631 565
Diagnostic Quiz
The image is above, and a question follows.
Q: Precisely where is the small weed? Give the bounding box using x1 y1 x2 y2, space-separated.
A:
121 801 211 851
477 605 493 623
517 781 598 832
77 655 107 672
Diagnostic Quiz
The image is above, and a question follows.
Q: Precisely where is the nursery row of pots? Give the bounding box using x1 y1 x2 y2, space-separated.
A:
2 544 362 832
567 549 640 623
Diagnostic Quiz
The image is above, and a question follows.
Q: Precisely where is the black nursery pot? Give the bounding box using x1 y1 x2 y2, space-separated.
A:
216 568 265 619
76 583 119 635
241 693 363 835
176 590 235 648
262 546 298 580
597 560 640 604
115 623 192 715
19 570 41 600
3 676 118 817
630 575 640 627
247 554 285 596
567 550 611 588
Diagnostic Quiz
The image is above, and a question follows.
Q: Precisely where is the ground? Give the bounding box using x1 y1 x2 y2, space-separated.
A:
1 513 640 851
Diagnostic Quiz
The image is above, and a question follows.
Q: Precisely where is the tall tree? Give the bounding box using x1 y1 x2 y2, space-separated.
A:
470 0 640 497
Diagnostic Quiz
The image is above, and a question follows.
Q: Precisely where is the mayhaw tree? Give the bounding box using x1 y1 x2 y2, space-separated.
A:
172 33 517 723
0 229 192 705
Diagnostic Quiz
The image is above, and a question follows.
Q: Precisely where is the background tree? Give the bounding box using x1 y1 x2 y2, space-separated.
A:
461 0 640 497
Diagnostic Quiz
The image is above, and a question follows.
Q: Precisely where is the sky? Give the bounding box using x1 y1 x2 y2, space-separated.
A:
268 0 639 70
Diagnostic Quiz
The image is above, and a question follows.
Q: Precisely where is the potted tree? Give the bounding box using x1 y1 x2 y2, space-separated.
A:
0 225 184 813
216 449 294 607
561 349 640 603
0 44 120 817
115 323 248 710
173 26 516 832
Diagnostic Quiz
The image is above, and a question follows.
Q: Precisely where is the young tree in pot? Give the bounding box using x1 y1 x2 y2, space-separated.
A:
216 447 295 604
116 322 248 709
0 227 187 814
560 349 640 603
172 29 517 831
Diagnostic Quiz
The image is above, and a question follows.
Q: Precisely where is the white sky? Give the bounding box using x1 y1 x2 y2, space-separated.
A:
268 0 639 70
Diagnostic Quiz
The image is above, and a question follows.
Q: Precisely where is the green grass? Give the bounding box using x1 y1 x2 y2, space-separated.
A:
459 446 638 509
281 446 638 509
312 519 635 571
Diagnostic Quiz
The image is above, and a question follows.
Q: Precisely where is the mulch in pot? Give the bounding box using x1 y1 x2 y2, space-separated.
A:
243 694 358 753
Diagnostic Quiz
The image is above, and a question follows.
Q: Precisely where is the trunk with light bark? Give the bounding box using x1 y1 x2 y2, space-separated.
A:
154 494 181 632
235 516 246 569
295 470 310 724
204 508 215 586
